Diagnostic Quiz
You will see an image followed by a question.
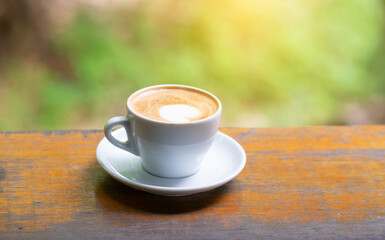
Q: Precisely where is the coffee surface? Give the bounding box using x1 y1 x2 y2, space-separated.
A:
130 87 218 123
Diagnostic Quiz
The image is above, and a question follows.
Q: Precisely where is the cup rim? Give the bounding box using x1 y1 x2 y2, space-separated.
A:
126 84 222 125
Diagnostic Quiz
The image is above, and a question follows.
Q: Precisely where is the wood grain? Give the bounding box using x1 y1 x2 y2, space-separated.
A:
0 126 384 239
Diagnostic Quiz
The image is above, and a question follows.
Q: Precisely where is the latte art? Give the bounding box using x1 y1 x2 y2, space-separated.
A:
159 104 200 123
130 87 218 123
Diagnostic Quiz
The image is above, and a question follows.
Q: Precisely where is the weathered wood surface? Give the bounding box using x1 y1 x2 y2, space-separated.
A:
0 126 384 239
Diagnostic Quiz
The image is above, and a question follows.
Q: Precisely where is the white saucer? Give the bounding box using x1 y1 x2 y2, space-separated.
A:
96 129 246 196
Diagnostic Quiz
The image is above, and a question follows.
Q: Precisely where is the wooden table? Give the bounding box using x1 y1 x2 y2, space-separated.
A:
0 126 384 239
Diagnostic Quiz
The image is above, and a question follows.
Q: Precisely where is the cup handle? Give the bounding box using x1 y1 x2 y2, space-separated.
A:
104 116 139 156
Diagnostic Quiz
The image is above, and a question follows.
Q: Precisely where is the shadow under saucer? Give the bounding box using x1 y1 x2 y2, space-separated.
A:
95 173 233 214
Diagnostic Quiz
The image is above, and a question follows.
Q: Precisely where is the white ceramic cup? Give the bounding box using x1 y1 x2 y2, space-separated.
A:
104 84 222 178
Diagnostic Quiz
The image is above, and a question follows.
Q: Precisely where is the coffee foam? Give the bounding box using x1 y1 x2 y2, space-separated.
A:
130 87 218 123
159 104 200 123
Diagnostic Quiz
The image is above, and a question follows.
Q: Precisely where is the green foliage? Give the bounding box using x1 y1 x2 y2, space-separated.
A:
1 0 384 130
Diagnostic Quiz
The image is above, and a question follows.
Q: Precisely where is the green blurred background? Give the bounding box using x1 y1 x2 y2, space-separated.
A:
0 0 384 131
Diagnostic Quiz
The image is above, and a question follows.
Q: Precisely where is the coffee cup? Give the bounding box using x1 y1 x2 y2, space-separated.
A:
104 84 222 178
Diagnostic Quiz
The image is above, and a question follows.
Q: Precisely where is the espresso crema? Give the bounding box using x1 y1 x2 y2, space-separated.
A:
130 86 218 123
